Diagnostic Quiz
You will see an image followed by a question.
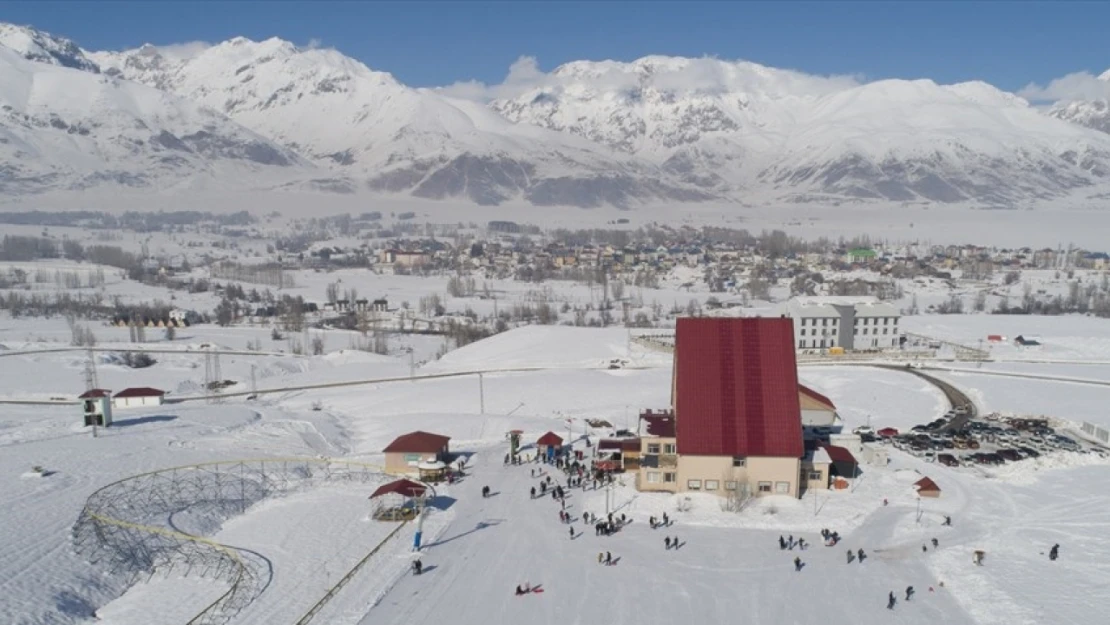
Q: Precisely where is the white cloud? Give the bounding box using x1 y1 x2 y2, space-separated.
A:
436 54 861 103
150 41 211 62
305 37 323 50
1018 71 1110 103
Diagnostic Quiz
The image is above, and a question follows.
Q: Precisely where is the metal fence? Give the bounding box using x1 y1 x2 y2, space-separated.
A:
1081 422 1110 444
73 458 396 625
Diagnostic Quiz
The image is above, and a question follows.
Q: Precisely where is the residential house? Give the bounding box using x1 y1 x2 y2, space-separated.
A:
112 387 165 409
382 431 451 476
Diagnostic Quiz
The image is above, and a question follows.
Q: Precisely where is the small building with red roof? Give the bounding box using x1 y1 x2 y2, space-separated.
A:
79 389 113 427
914 476 942 498
382 431 451 475
799 384 838 427
638 317 806 498
636 409 678 491
112 387 165 409
536 432 564 460
369 478 429 521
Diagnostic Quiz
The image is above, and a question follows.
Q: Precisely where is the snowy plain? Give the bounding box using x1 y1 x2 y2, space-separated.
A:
1 315 1110 624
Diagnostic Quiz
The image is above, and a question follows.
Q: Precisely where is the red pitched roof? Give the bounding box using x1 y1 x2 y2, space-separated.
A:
369 478 427 499
799 384 836 410
877 427 899 437
537 431 564 446
673 318 803 458
114 387 165 398
641 413 676 438
819 443 857 465
382 431 451 454
914 477 941 493
78 389 111 399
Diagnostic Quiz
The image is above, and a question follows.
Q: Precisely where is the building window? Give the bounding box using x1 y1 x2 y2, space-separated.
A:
732 456 746 467
822 318 828 326
663 443 676 454
404 453 421 464
705 480 719 490
724 481 738 491
646 472 660 483
883 328 888 335
758 481 772 493
647 443 661 454
687 479 702 490
808 471 823 480
798 340 804 349
664 472 676 483
775 481 790 493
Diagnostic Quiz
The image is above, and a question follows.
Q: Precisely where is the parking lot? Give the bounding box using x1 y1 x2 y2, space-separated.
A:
874 408 1108 467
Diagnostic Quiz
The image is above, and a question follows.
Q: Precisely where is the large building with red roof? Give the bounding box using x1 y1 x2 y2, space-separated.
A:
636 317 806 498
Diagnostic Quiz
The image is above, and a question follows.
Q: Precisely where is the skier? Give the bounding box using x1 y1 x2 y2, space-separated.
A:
530 486 536 499
413 559 423 575
569 527 574 539
673 536 680 549
922 544 928 553
650 515 656 529
793 556 803 572
906 586 915 601
798 538 806 550
516 585 526 595
662 512 669 526
665 536 672 549
1050 544 1059 561
932 537 939 549
847 549 853 564
779 535 787 550
944 515 952 526
787 534 794 550
887 592 896 610
605 551 612 566
858 548 866 563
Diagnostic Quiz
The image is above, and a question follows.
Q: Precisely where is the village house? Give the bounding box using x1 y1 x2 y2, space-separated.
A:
112 387 165 409
382 431 451 476
636 317 805 498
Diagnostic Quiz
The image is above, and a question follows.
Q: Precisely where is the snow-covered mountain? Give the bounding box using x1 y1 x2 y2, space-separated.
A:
90 39 708 207
5 22 1110 208
490 56 1110 204
1047 69 1110 135
0 23 100 73
0 43 308 195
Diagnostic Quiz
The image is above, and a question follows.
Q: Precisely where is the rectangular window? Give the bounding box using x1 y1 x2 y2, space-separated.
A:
705 480 719 491
664 472 676 483
732 456 746 467
724 481 738 491
808 471 823 480
687 479 702 490
775 481 790 494
646 472 660 483
822 318 828 326
403 453 421 464
798 340 804 349
663 443 676 454
883 328 888 335
758 481 772 493
647 443 661 454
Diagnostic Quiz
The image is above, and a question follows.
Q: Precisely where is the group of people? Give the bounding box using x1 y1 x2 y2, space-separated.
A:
778 535 806 550
887 587 915 609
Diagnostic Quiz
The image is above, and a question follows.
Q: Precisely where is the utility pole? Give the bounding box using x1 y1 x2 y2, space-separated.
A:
250 364 258 396
478 373 485 414
408 348 415 378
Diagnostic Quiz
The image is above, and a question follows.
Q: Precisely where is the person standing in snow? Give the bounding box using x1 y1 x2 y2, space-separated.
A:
779 536 787 550
887 592 896 610
922 544 928 553
530 486 536 499
798 538 806 550
569 527 574 539
1050 544 1059 561
665 536 672 549
906 586 915 601
662 512 669 526
847 549 853 564
650 516 656 529
932 538 939 549
858 548 866 563
605 551 612 566
944 515 952 526
793 556 803 572
787 534 794 550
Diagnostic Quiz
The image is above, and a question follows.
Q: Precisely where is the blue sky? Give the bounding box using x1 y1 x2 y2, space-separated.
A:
1 1 1108 91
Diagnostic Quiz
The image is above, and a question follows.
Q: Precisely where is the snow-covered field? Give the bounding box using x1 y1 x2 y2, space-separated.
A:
2 316 1110 625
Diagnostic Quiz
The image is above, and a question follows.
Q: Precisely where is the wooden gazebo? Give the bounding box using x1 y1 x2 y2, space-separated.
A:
369 479 428 521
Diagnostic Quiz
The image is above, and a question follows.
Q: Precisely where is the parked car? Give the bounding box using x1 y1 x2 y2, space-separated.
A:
937 453 959 467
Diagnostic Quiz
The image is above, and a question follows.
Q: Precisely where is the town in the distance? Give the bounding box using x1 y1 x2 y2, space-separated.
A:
2 208 1107 625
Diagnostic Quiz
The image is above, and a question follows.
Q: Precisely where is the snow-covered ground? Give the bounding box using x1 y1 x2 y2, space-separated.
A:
3 318 1110 625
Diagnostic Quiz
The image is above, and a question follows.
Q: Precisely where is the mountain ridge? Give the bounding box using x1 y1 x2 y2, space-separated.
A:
3 23 1110 208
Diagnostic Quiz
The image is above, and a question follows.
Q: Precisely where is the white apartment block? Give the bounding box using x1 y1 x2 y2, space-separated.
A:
760 297 901 351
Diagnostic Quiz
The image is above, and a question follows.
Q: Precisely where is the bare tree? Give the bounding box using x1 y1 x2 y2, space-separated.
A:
311 333 325 355
609 280 625 302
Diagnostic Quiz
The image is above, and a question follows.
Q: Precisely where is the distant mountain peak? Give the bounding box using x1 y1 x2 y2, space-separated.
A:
0 22 100 73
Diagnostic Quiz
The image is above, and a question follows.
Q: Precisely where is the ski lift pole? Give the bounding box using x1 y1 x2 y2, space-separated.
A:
413 504 427 550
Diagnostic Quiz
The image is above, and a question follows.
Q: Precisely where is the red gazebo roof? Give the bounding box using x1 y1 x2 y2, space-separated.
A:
79 389 112 399
537 431 564 446
914 477 941 493
383 431 451 454
370 479 428 499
